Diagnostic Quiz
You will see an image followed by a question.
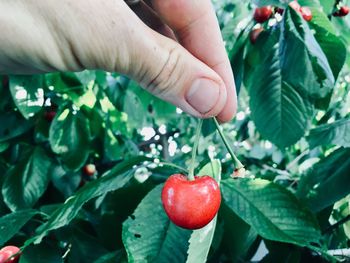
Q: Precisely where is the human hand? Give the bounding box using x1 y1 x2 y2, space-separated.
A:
0 0 236 122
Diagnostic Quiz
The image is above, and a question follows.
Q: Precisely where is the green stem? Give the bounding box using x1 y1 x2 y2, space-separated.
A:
324 214 350 234
213 117 244 169
188 119 203 181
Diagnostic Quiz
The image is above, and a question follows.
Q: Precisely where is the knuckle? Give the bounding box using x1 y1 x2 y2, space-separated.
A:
145 47 183 96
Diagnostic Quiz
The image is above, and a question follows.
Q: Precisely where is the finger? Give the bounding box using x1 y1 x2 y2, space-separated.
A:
128 1 176 40
0 0 227 119
119 1 228 118
151 0 237 122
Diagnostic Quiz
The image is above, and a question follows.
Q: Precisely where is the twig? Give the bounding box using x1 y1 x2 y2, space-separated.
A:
324 214 350 234
286 149 309 171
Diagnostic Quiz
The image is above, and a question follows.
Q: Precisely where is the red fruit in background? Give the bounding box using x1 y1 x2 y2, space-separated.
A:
289 1 301 12
0 246 21 263
300 7 312 21
333 6 350 17
340 6 349 16
1 76 9 88
254 6 273 23
250 27 264 44
44 111 56 122
161 174 221 230
83 164 96 176
275 7 284 15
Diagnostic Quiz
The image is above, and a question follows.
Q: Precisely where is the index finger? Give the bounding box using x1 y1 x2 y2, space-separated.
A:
150 0 237 122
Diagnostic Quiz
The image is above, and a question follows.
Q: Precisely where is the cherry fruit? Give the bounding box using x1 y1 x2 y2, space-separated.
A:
289 1 312 21
0 246 21 263
250 27 264 44
275 7 284 15
300 7 312 21
333 6 350 17
83 164 96 177
254 6 273 23
161 174 221 230
44 111 56 122
289 1 301 12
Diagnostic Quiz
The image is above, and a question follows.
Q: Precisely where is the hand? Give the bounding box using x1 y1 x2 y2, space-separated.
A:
0 0 236 122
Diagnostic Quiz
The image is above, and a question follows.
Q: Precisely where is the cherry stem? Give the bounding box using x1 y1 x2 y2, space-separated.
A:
213 117 244 170
188 119 203 181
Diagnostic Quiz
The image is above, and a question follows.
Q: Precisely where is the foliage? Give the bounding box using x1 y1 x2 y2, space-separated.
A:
0 0 350 262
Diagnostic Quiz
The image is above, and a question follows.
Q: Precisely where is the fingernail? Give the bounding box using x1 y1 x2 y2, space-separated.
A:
186 78 220 114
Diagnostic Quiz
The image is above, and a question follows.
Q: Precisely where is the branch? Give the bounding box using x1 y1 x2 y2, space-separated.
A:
324 214 350 234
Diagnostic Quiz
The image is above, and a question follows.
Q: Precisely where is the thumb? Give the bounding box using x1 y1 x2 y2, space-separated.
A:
121 15 227 118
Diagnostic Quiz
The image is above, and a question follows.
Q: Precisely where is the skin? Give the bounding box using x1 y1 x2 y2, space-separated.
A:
0 0 237 123
161 174 221 229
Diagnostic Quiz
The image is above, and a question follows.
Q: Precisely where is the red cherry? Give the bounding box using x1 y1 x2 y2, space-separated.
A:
333 6 350 17
275 7 284 15
300 7 312 21
253 6 273 23
250 27 264 44
289 1 301 12
44 111 56 122
161 174 221 230
0 246 21 263
83 164 96 176
340 6 349 16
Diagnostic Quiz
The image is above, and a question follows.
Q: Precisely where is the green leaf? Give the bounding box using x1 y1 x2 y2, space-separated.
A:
20 243 63 263
0 142 9 153
127 81 177 125
333 196 350 239
281 8 334 99
307 118 350 148
186 159 221 263
27 156 149 245
51 164 81 198
316 0 335 11
0 113 34 143
123 184 192 263
67 228 109 263
0 209 37 246
229 29 249 94
2 147 52 211
196 159 221 180
45 73 84 95
248 7 335 148
297 148 350 212
309 9 346 81
123 90 146 130
221 178 321 247
93 251 124 263
9 75 44 119
221 204 258 262
201 119 216 138
49 107 91 170
261 241 301 263
252 0 289 7
249 43 313 148
75 70 97 86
